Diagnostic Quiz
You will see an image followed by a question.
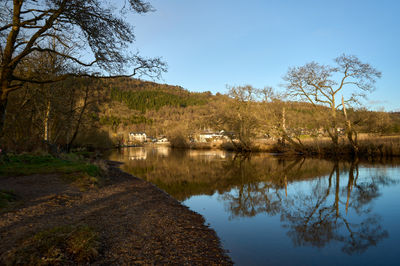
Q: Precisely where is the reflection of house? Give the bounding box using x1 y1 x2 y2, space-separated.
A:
155 146 170 156
129 132 147 143
122 147 147 160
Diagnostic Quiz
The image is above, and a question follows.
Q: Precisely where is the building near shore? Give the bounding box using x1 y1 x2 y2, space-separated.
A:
195 130 231 142
156 136 169 143
129 132 147 143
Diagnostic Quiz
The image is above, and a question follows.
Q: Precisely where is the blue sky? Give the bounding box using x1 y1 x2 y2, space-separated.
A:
127 0 400 111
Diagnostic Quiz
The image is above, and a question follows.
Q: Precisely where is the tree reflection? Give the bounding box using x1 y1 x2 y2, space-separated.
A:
221 156 304 218
222 158 395 254
110 148 397 255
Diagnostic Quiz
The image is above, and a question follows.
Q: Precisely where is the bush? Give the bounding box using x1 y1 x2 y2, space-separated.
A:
169 135 189 149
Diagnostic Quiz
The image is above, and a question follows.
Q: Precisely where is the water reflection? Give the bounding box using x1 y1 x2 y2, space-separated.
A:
280 161 393 254
188 149 229 160
109 147 400 263
119 147 147 160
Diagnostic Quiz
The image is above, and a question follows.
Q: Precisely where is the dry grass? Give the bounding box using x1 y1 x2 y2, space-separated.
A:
167 134 400 158
357 135 400 157
271 135 400 158
4 225 100 265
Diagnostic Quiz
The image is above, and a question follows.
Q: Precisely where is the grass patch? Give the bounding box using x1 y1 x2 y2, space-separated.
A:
5 225 100 265
61 172 103 191
69 150 95 159
0 154 100 177
0 190 19 212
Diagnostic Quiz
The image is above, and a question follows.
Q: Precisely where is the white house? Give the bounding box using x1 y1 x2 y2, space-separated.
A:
157 136 169 143
129 132 147 143
197 130 229 142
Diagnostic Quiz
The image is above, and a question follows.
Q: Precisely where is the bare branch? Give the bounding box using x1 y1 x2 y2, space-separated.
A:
31 47 97 67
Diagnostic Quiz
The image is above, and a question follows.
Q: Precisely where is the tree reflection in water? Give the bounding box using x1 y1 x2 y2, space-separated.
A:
223 157 395 254
109 148 398 256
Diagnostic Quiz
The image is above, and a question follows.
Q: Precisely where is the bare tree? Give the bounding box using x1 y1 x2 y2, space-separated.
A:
0 0 166 137
283 54 381 153
215 85 263 152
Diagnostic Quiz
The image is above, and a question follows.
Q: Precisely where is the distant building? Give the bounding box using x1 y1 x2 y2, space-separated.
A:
129 132 147 143
157 137 169 143
196 130 230 142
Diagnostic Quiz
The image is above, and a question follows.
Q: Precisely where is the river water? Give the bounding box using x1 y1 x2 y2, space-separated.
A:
108 146 400 265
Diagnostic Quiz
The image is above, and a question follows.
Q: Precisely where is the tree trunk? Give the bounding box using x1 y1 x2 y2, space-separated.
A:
331 103 339 153
0 97 8 141
342 96 359 156
66 86 90 151
281 107 286 144
44 100 51 142
280 107 305 153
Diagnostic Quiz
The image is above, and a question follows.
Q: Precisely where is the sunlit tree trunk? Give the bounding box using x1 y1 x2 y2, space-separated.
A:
44 100 51 142
342 96 359 156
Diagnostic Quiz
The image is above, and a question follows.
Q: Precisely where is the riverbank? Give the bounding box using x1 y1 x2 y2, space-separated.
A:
0 160 232 265
167 135 400 159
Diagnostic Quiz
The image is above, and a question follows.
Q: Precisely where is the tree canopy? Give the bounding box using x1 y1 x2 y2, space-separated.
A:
283 54 381 151
0 0 166 134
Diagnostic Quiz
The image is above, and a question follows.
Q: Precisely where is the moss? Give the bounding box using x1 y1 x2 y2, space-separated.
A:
5 225 100 265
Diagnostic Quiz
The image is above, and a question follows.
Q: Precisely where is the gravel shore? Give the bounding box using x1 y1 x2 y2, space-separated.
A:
0 161 232 265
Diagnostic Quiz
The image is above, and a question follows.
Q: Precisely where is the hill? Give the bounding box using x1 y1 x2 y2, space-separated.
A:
107 78 210 112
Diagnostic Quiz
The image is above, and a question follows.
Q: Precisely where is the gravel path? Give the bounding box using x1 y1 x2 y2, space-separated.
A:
0 162 232 265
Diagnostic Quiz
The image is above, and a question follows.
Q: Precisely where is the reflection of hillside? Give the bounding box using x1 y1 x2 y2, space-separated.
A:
110 149 334 201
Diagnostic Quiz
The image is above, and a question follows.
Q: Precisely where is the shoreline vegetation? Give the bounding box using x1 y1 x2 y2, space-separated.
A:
156 134 400 160
0 154 232 265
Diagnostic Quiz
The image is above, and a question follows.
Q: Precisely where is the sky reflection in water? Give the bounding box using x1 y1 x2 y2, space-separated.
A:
109 147 400 266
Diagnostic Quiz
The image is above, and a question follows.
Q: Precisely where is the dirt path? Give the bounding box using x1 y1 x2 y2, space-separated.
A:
0 162 232 265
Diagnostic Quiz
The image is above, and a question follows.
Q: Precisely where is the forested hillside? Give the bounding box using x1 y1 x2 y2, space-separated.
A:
3 76 400 152
96 78 216 143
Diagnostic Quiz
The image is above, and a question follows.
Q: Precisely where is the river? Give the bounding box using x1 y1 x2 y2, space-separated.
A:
108 146 400 265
